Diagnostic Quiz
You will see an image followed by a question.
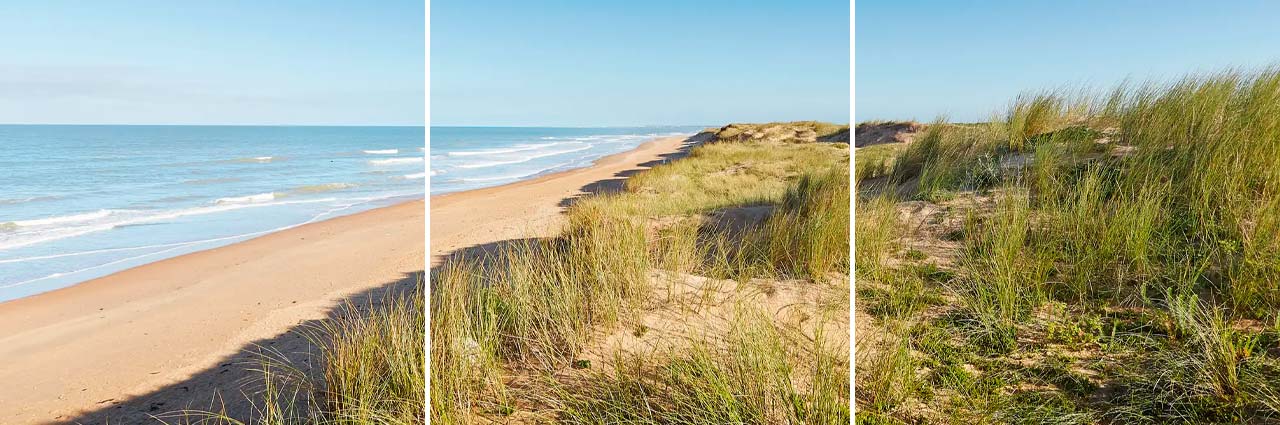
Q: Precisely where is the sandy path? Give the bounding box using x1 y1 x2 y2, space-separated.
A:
430 134 701 264
0 200 424 424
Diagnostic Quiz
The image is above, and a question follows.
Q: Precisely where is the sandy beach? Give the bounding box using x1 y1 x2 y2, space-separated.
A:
430 134 702 264
0 200 424 424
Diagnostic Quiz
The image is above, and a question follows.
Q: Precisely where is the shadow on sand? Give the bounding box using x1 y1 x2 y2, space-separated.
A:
61 271 423 425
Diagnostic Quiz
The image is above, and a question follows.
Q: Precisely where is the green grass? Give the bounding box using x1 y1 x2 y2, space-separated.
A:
556 306 849 424
853 143 902 182
169 283 426 425
855 67 1280 423
431 122 850 423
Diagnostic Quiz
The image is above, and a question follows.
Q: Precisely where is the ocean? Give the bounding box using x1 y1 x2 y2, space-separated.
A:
0 125 425 302
429 126 705 194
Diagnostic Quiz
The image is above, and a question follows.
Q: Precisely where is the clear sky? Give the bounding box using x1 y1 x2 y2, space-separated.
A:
857 1 1280 123
0 1 424 126
431 0 851 127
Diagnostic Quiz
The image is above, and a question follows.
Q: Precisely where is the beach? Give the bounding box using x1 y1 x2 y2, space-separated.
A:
430 134 700 264
0 199 423 424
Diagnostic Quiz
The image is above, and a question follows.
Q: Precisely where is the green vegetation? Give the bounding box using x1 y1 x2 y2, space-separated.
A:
855 67 1280 423
170 283 426 424
432 122 851 423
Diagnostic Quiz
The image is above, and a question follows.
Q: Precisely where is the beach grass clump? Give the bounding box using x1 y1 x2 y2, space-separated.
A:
317 286 425 424
888 120 1011 201
853 142 902 182
429 208 651 421
855 329 920 417
853 194 898 279
557 306 849 424
173 282 426 425
856 66 1280 422
762 165 851 280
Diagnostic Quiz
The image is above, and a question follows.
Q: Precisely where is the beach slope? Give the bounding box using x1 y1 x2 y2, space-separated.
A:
0 200 424 424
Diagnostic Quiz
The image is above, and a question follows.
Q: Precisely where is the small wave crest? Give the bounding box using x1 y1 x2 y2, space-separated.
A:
369 157 424 166
455 144 592 169
445 141 573 157
9 210 114 227
0 195 344 252
230 156 277 163
214 192 278 205
363 149 399 155
402 172 427 180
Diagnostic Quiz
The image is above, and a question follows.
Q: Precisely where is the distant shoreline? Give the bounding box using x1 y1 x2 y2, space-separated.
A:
430 133 701 264
430 130 700 196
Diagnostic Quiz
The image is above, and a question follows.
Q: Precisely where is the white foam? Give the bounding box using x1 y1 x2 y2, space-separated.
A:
455 144 592 169
214 192 277 205
369 157 424 166
445 142 571 157
363 149 399 155
403 172 427 179
0 196 342 252
0 194 421 267
10 210 114 227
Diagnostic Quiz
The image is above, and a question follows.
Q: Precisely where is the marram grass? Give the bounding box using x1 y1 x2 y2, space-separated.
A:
856 66 1280 423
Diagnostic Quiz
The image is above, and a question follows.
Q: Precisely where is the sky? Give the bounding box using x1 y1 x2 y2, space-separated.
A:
0 1 424 125
857 1 1280 123
431 0 851 127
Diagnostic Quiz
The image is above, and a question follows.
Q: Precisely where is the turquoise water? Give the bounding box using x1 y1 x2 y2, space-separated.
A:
0 125 425 302
429 126 704 194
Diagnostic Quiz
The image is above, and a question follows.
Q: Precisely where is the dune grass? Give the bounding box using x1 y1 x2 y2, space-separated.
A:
855 67 1280 423
431 123 850 423
555 305 849 424
168 282 425 425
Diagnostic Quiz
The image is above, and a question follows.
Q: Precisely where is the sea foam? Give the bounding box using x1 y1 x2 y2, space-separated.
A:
369 157 424 166
214 192 278 205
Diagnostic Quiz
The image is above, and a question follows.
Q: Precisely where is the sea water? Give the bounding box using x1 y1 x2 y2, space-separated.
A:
0 125 425 302
429 126 705 195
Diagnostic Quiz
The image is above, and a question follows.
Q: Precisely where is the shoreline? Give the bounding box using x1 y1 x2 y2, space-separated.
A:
0 198 424 423
430 133 704 264
429 132 698 200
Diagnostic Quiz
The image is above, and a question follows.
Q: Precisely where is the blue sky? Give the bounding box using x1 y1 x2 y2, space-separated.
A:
431 0 851 127
857 1 1280 123
0 1 423 125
